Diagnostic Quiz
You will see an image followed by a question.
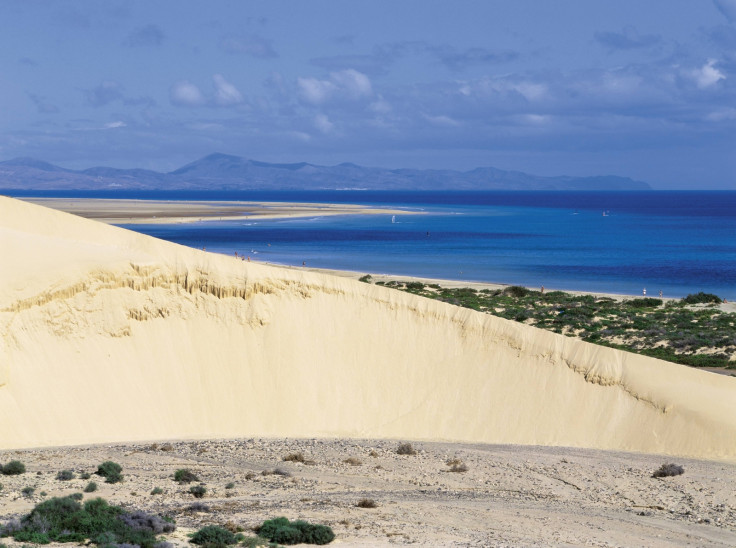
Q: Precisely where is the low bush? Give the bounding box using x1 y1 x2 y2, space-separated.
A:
96 461 123 484
56 469 75 481
151 487 164 495
626 298 663 308
189 485 206 498
2 460 26 476
282 452 306 463
225 482 235 489
84 482 98 493
186 502 209 513
79 472 91 480
343 457 362 466
190 524 240 546
683 292 722 304
449 463 468 473
505 285 529 298
652 463 684 478
257 517 334 545
396 442 417 455
174 469 199 484
21 486 35 497
356 498 377 508
7 495 174 547
358 275 372 283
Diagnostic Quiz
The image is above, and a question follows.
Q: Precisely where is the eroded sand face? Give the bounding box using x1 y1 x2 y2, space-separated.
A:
1 438 735 547
1 196 736 459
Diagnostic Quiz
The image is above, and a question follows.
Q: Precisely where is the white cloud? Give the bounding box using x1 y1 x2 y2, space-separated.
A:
314 113 334 133
297 77 336 105
369 95 391 114
212 74 243 106
170 81 206 106
459 77 547 101
104 121 126 129
690 59 726 88
297 69 372 105
331 69 372 98
423 113 461 127
706 107 736 121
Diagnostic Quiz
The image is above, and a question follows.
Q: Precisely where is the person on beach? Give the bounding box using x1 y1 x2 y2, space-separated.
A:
659 290 662 298
643 288 646 296
541 285 545 294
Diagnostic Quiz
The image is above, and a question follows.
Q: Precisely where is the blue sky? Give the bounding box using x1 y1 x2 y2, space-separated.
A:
2 1 735 188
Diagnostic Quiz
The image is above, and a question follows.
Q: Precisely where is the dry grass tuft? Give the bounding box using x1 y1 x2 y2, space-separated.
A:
356 498 378 508
396 442 417 455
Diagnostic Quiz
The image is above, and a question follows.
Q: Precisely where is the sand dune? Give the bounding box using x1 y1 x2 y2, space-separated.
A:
1 196 735 460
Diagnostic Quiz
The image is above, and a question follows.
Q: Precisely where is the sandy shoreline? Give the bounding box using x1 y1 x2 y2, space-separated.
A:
18 197 414 224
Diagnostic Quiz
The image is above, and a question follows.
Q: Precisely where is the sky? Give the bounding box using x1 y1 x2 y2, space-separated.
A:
1 1 735 188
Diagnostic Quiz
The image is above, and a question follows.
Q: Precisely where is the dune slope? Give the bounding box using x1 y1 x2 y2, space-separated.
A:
1 196 735 459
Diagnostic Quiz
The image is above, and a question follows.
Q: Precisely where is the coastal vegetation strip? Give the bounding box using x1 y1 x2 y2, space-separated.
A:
362 277 735 369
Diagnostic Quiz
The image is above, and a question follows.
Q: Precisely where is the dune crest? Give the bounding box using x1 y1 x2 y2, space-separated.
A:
1 196 735 459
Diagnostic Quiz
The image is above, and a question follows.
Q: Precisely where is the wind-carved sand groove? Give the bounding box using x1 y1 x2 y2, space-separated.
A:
1 195 736 460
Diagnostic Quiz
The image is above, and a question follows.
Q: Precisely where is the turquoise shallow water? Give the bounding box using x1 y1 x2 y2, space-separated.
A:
12 190 736 299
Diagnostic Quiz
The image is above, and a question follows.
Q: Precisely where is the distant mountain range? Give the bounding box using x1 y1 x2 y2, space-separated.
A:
0 153 651 191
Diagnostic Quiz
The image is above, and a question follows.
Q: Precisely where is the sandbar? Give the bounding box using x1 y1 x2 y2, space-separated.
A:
18 197 414 224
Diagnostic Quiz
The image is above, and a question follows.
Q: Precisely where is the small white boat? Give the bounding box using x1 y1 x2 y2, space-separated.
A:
391 215 396 223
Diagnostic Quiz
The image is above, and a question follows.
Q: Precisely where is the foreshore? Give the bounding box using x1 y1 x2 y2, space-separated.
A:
19 197 414 224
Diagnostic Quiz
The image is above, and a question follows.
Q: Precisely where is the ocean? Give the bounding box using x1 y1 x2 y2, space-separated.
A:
13 190 736 299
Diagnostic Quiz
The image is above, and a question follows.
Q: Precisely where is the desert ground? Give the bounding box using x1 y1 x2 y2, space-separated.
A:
2 196 736 546
2 438 736 547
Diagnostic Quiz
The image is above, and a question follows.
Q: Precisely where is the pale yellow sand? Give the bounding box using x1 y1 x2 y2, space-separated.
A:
1 196 736 461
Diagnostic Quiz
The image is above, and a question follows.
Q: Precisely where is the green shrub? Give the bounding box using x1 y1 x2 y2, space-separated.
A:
151 486 164 495
2 460 26 475
79 472 91 480
505 285 529 298
257 517 334 545
56 470 75 481
21 486 35 497
358 275 372 283
174 469 199 484
190 525 239 546
225 482 235 489
683 292 722 304
626 298 663 308
96 461 122 484
189 485 206 498
84 482 98 493
10 495 174 547
405 282 425 291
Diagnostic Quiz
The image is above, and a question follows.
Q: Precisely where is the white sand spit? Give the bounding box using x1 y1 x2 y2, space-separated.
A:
1 196 735 459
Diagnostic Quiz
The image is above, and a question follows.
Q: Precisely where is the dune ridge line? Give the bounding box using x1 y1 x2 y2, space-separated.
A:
1 196 735 459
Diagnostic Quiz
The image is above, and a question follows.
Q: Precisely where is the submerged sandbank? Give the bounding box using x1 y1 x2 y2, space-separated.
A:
18 197 414 224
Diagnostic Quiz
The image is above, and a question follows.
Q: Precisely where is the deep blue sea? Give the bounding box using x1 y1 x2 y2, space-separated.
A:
13 190 736 299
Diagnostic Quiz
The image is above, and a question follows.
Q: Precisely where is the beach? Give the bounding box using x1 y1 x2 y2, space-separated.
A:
19 197 413 225
2 196 736 546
